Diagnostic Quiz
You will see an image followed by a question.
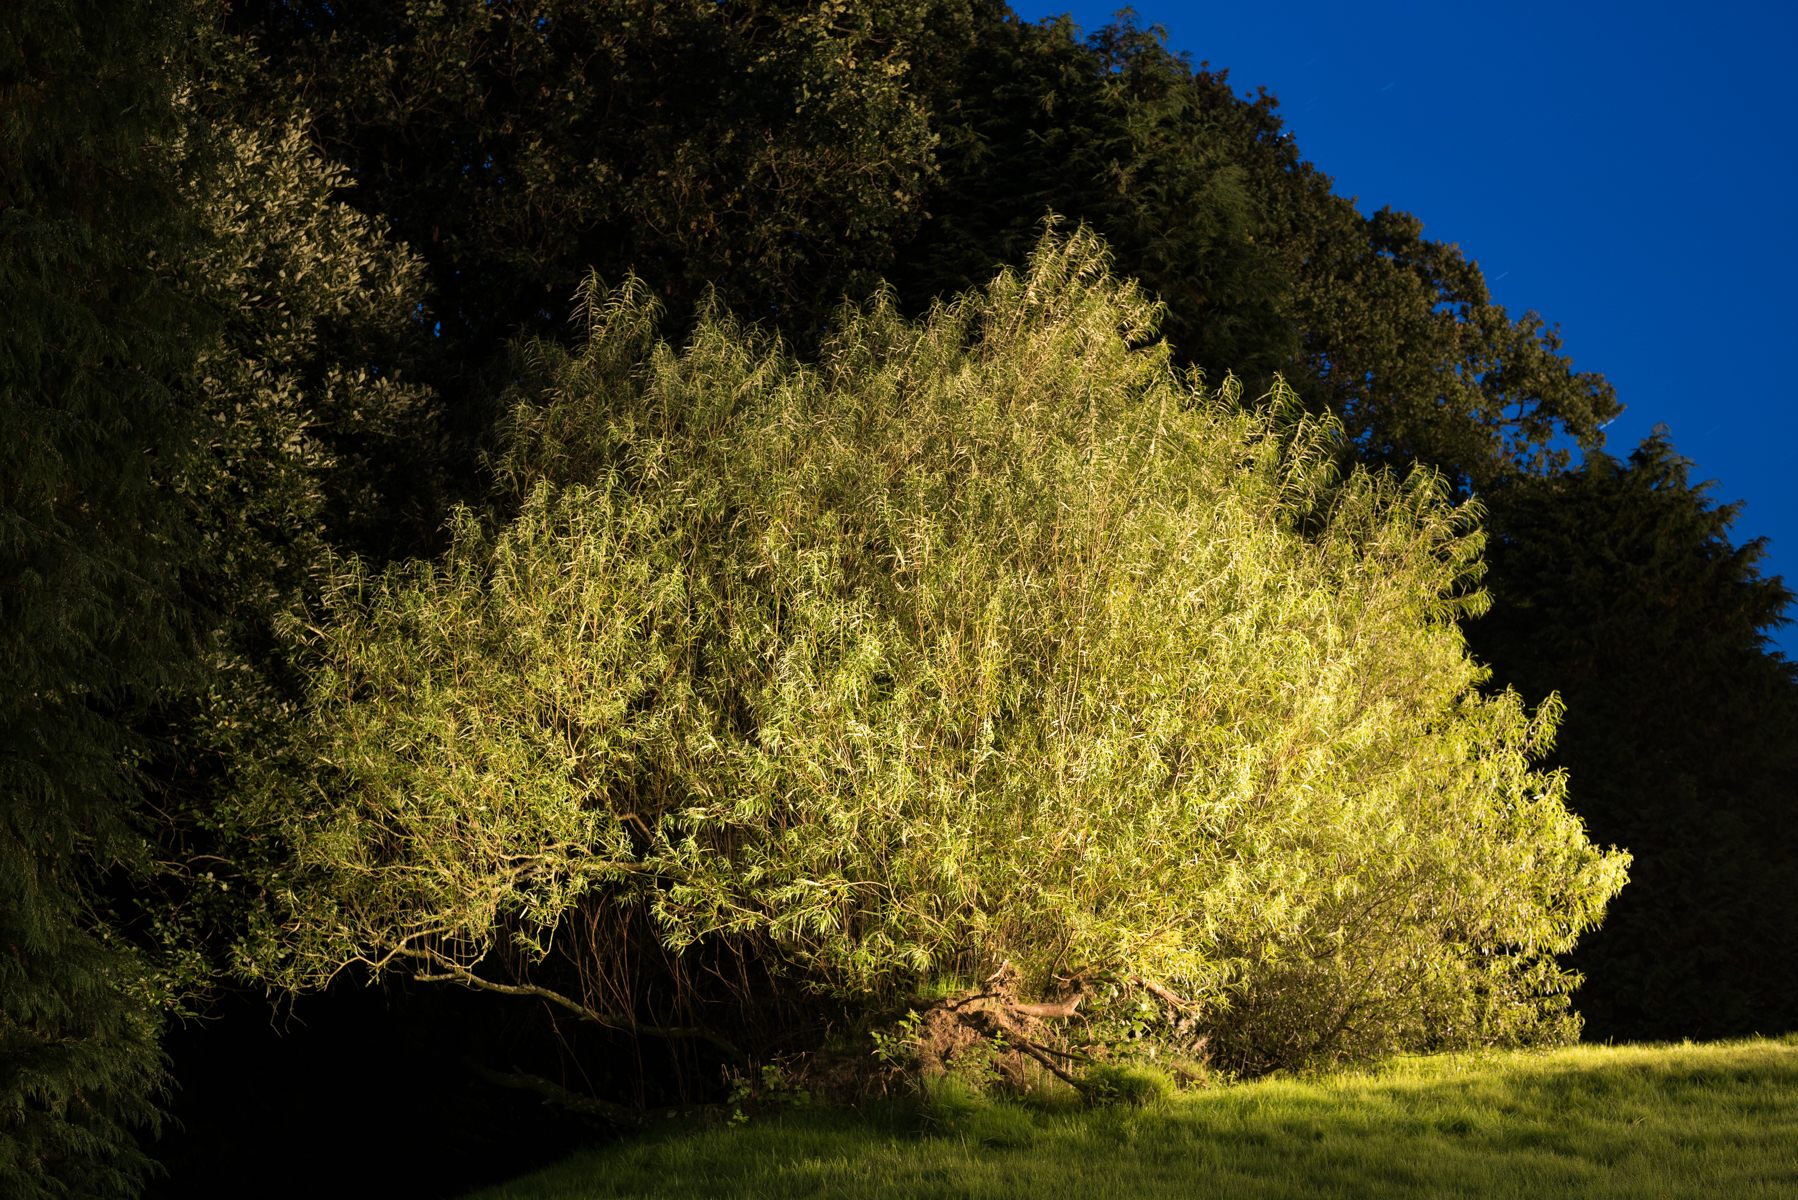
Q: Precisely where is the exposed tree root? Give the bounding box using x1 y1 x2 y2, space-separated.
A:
896 964 1214 1099
909 962 1099 1094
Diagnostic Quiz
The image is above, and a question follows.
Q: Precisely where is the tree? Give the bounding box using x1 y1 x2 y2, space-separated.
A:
134 30 449 994
228 231 1626 1088
1469 433 1798 1040
224 0 958 347
0 2 213 1193
2 7 450 1188
908 16 1619 493
1282 202 1619 491
886 16 1295 385
219 7 1614 499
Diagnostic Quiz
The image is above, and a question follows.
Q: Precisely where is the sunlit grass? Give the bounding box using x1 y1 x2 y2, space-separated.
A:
471 1038 1798 1199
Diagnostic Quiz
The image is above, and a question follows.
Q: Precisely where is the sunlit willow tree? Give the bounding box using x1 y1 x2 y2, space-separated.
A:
233 232 1626 1085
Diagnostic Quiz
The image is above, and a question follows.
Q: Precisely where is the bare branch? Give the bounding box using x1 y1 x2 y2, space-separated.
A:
400 946 744 1060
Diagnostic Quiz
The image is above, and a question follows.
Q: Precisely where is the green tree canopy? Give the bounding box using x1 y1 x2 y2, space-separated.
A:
891 18 1620 492
2 12 451 1188
220 5 1614 497
230 231 1626 1081
226 0 957 349
884 16 1295 385
136 48 450 994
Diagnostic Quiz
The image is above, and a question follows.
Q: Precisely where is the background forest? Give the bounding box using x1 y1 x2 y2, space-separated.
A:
3 2 1793 1197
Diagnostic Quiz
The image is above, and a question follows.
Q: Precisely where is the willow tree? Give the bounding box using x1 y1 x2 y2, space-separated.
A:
233 231 1626 1081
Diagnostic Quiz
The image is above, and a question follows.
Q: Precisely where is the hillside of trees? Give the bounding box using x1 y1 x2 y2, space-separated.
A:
4 2 1792 1196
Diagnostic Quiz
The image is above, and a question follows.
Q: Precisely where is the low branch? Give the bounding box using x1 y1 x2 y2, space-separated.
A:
1008 1037 1088 1091
401 946 744 1060
1012 993 1084 1020
1013 1037 1094 1064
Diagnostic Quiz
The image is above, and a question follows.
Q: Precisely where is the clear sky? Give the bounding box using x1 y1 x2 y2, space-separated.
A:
1013 1 1798 653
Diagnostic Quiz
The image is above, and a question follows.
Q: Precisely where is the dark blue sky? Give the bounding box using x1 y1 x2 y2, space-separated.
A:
1016 1 1797 652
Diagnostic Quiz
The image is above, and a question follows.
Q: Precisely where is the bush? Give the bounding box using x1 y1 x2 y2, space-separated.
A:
232 229 1627 1077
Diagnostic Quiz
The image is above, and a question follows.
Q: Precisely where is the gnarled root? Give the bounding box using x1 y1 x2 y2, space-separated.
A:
911 962 1095 1093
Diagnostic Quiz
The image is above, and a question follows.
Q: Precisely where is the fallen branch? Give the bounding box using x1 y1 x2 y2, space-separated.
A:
1013 1037 1095 1064
1007 1037 1088 1091
1012 993 1085 1020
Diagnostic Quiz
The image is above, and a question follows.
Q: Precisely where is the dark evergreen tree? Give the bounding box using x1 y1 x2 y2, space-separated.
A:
224 0 957 344
0 2 214 1193
1469 433 1798 1040
886 16 1295 384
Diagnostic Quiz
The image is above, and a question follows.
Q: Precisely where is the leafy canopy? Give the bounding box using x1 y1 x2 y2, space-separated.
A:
236 231 1626 1073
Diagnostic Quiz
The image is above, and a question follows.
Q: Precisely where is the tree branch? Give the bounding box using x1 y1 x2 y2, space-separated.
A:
400 946 744 1060
1008 1036 1089 1091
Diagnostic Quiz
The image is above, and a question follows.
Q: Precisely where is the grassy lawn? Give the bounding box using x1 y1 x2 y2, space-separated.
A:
470 1038 1798 1199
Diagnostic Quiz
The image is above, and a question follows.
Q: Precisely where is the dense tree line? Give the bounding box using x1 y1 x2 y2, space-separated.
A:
3 2 1791 1194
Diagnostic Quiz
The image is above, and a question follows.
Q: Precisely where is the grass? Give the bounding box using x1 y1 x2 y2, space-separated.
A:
470 1037 1798 1199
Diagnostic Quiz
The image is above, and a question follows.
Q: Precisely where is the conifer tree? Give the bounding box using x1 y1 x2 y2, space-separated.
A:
1471 434 1798 1040
1 2 212 1192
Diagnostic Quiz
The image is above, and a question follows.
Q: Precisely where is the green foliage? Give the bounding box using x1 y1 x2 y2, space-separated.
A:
228 0 954 349
883 14 1619 491
869 1008 925 1071
0 0 212 1191
1470 434 1798 1040
887 15 1293 385
1286 201 1618 490
725 1061 812 1126
234 230 1625 1075
175 76 443 572
124 19 451 1003
1 8 449 1188
1081 1062 1175 1107
220 6 1610 496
